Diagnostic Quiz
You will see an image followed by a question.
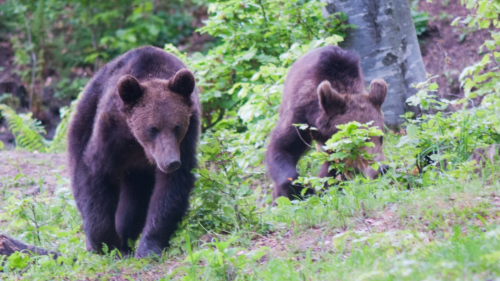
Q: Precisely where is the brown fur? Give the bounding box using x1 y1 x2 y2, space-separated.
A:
266 46 388 201
67 46 201 258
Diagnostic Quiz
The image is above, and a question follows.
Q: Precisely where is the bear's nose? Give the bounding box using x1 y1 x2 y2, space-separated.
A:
378 164 390 175
166 161 181 172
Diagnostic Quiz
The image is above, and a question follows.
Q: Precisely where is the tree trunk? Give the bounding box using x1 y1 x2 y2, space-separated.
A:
323 0 427 127
0 233 61 259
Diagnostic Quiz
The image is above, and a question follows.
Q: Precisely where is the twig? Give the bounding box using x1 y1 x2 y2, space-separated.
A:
28 203 42 246
294 126 314 148
490 50 500 67
354 213 372 234
24 17 37 111
436 42 465 98
257 0 268 28
361 201 367 218
202 108 226 133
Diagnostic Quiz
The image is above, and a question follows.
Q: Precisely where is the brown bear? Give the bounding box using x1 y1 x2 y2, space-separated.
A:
266 45 388 201
67 46 200 258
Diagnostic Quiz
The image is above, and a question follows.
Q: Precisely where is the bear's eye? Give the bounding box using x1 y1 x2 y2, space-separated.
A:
380 136 384 145
148 127 159 137
173 124 181 134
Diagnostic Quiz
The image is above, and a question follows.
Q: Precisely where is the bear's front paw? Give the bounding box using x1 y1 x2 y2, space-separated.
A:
135 239 166 259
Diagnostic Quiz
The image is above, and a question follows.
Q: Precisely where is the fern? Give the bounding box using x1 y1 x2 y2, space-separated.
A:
0 104 48 152
0 92 79 152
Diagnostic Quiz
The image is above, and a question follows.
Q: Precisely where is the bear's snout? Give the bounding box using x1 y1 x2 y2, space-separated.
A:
165 160 181 172
157 159 181 173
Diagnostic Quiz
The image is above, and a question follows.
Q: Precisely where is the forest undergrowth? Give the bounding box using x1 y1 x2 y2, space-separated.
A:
0 0 500 280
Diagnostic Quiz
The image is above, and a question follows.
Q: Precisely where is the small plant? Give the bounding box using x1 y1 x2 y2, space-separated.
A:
178 236 268 280
0 101 76 152
176 0 350 131
294 121 384 194
406 76 449 112
402 74 500 182
410 0 429 37
0 104 48 152
186 130 266 238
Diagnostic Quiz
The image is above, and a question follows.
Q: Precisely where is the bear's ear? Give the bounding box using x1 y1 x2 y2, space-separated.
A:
317 80 346 114
168 69 195 98
118 75 143 105
368 79 387 108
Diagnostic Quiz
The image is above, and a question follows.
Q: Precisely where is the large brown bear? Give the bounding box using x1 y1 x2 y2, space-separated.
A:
68 46 200 258
266 45 388 201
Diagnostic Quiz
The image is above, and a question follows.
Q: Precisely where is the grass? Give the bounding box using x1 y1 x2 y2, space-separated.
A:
1 134 500 280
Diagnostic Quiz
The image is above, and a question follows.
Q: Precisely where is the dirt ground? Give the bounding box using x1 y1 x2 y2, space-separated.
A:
417 0 492 100
0 150 67 197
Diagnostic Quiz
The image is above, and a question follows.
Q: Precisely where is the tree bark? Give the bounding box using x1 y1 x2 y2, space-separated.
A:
0 233 61 259
323 0 427 127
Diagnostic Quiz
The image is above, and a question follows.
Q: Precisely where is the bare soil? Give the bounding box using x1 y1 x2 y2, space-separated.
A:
417 0 491 100
0 150 67 197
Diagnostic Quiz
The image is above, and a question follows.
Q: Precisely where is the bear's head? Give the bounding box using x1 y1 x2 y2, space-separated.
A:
117 69 195 173
316 79 389 179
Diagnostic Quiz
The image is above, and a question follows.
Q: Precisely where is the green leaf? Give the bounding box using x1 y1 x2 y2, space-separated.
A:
407 124 419 139
223 206 235 218
479 19 491 28
451 17 461 26
275 196 292 206
7 252 29 269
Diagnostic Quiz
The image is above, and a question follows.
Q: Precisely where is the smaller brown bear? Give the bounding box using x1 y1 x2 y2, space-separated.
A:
266 45 389 201
68 46 200 258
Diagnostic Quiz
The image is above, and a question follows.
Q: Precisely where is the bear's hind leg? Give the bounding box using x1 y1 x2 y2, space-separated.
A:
115 168 155 254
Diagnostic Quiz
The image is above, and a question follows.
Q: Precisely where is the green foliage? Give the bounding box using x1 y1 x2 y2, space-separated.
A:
453 0 500 96
49 97 80 152
170 0 348 240
390 0 500 185
322 122 384 172
405 0 500 179
1 0 500 279
418 0 500 177
0 99 76 152
410 0 429 37
187 130 267 236
406 76 447 111
178 0 350 130
4 252 30 271
294 121 384 193
179 236 268 279
0 0 204 101
0 104 48 152
402 74 500 179
98 1 201 57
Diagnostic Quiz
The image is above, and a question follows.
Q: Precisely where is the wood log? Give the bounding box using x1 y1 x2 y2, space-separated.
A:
0 233 61 259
